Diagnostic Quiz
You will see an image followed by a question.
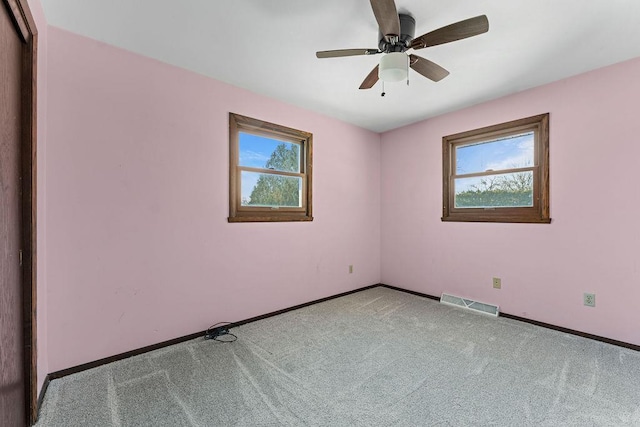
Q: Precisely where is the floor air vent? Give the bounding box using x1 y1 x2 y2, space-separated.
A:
440 293 499 317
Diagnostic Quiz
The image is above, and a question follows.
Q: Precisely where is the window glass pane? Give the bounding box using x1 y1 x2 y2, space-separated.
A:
241 171 302 207
239 132 300 173
455 132 534 175
454 171 534 208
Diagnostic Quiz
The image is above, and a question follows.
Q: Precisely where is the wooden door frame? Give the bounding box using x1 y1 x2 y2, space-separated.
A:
2 0 37 424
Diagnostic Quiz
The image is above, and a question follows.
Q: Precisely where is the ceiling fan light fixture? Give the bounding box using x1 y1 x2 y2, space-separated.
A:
378 52 407 82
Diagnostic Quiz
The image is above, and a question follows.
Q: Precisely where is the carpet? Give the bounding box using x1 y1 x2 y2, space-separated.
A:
36 287 640 426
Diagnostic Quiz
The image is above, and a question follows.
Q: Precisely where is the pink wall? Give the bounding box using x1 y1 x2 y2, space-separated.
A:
42 14 640 375
27 0 48 394
381 57 640 346
45 27 381 372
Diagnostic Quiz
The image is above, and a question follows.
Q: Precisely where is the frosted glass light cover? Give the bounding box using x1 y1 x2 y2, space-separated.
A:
379 52 407 82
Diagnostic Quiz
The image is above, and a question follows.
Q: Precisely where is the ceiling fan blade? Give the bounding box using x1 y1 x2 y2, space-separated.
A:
359 65 379 89
409 54 449 82
411 15 489 50
370 0 400 41
316 49 380 59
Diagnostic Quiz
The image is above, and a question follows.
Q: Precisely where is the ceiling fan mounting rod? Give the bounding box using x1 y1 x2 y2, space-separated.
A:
378 14 415 53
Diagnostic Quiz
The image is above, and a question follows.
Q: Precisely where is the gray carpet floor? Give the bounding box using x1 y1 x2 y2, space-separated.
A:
36 287 640 426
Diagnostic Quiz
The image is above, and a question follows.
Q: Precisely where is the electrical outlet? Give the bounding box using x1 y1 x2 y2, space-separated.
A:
492 277 501 289
349 265 353 274
584 293 596 307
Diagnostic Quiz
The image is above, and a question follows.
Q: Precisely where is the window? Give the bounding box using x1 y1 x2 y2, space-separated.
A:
228 113 313 222
442 113 550 223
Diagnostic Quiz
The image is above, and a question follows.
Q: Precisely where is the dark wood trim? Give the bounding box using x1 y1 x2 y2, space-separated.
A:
3 0 38 424
35 374 50 420
47 284 379 380
499 312 640 352
539 112 550 220
441 215 552 224
48 330 206 380
222 284 379 329
380 284 440 301
379 283 640 352
22 23 37 427
228 215 314 223
228 112 239 219
3 0 31 42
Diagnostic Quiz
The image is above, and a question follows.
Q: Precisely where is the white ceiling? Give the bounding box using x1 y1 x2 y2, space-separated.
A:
40 1 640 133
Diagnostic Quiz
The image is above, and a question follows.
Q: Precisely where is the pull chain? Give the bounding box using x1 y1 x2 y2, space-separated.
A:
407 55 410 86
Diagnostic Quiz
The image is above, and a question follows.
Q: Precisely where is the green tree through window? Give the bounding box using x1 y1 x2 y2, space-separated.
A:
455 170 533 208
248 144 300 206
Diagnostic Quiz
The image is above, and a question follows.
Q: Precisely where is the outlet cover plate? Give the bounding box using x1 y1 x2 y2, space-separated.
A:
584 293 596 307
492 277 501 289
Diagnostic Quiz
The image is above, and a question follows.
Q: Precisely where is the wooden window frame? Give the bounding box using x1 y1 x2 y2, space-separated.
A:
228 113 313 223
442 113 550 224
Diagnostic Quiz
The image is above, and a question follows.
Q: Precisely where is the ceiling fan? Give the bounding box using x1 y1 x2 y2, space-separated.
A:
316 0 489 90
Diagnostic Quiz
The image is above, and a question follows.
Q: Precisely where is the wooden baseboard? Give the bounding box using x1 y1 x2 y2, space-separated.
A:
379 283 640 352
380 284 440 301
221 284 379 329
48 330 207 380
47 284 380 381
498 312 640 352
34 374 51 423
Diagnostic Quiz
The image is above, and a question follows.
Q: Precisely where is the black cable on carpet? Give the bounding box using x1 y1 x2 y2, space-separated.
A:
204 322 237 343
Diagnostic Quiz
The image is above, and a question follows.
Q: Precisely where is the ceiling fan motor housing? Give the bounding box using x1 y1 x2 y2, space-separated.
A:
378 14 415 53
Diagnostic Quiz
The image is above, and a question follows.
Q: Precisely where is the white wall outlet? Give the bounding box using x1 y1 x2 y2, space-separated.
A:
584 293 596 307
349 265 353 274
492 277 501 289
